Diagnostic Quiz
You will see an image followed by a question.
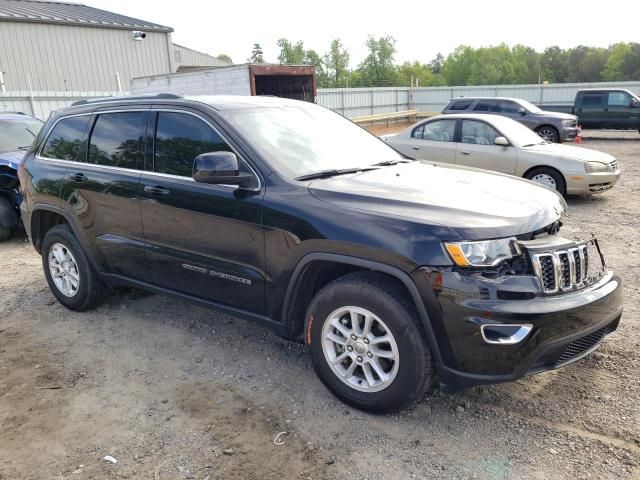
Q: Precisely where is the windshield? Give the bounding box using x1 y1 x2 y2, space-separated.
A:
0 118 43 153
491 116 548 147
221 102 403 179
517 99 542 114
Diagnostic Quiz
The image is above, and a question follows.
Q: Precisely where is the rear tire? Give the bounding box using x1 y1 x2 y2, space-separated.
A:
41 224 108 311
0 226 11 242
536 125 559 143
306 272 434 413
525 167 567 197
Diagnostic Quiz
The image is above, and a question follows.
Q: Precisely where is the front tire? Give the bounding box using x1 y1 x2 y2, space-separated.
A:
536 125 559 143
525 167 567 197
306 272 434 413
42 224 107 311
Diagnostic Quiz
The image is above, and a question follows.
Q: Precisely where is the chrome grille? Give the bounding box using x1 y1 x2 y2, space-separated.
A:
532 245 591 294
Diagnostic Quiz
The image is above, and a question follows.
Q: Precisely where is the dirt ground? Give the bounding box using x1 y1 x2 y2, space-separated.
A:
1 130 639 480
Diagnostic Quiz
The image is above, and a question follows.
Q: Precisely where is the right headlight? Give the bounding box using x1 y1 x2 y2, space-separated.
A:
585 162 611 173
444 238 516 267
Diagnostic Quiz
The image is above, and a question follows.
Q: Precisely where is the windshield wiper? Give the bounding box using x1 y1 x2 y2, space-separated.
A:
295 167 378 181
371 159 411 166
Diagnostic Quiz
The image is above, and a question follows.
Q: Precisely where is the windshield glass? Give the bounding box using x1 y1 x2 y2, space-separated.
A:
491 116 548 146
517 99 542 114
0 118 43 153
221 103 403 179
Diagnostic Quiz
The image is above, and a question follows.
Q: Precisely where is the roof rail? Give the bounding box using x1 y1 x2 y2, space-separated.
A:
71 93 182 106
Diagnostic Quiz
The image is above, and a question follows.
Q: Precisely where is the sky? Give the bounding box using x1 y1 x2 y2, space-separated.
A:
87 0 640 67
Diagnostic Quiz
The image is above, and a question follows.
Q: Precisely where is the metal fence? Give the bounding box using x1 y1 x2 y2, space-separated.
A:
3 81 640 121
317 81 640 117
0 91 124 119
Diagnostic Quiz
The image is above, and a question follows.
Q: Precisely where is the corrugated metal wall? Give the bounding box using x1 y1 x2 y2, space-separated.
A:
131 66 252 96
0 22 172 91
173 44 229 70
3 81 640 122
0 91 122 120
317 81 640 117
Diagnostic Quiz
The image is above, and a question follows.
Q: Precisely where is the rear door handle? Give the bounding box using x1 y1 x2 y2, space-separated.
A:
460 151 471 155
144 185 171 196
68 173 87 182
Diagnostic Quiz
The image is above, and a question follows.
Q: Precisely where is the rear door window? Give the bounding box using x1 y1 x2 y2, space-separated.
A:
88 112 145 169
41 115 91 161
499 101 522 114
582 93 604 108
473 100 500 112
154 112 233 177
413 120 456 142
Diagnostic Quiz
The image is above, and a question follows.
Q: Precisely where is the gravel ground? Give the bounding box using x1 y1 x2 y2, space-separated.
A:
1 130 639 480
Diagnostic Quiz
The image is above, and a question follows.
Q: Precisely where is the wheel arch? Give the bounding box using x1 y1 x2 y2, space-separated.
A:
282 253 443 367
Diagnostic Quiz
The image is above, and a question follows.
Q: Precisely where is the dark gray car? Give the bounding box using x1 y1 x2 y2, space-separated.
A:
442 97 578 143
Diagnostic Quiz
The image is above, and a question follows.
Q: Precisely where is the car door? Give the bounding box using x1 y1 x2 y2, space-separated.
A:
393 119 457 164
456 119 517 174
139 109 266 314
576 92 605 128
57 108 149 280
605 91 640 129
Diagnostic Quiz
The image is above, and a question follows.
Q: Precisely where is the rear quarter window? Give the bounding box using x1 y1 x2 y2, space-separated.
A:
41 115 91 161
448 100 473 111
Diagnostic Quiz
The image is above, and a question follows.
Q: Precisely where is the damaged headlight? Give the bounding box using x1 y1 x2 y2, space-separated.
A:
585 161 611 173
445 237 516 267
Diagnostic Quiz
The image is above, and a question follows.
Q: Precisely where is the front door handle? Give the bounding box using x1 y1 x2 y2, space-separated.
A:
412 146 420 150
68 173 87 182
144 185 171 196
460 151 471 155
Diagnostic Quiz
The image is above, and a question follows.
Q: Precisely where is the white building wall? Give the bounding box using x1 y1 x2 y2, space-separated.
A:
0 21 172 91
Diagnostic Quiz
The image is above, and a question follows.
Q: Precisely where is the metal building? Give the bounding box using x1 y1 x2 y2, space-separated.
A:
0 0 229 92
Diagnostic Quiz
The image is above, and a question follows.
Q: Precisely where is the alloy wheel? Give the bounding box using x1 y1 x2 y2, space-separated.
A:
48 242 80 297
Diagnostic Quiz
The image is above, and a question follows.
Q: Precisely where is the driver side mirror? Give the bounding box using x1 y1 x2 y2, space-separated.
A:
494 136 510 147
192 151 253 188
517 107 527 116
631 98 639 108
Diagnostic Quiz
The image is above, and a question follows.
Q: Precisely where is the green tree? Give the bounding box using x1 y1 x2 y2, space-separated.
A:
428 53 444 74
217 54 232 64
304 49 330 87
512 44 540 84
564 46 607 82
441 46 476 85
356 35 399 87
324 39 350 87
467 44 515 85
250 43 264 63
397 62 445 87
277 38 305 64
602 42 640 81
540 46 568 83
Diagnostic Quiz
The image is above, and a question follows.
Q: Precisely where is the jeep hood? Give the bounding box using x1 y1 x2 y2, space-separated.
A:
309 162 566 241
0 150 25 171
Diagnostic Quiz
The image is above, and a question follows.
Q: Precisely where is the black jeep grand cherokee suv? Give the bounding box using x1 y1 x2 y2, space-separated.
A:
19 94 623 412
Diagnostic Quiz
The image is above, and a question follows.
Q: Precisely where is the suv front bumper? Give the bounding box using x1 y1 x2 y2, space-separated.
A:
414 268 623 391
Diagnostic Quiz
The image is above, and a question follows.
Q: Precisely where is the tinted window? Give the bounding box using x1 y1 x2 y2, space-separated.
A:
499 101 522 114
449 100 472 111
582 93 603 108
413 120 456 142
473 100 500 112
88 112 144 169
608 92 630 107
461 120 500 145
155 112 232 177
42 115 90 161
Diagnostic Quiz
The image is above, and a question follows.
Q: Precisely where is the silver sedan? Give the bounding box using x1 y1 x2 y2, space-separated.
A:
384 114 620 196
